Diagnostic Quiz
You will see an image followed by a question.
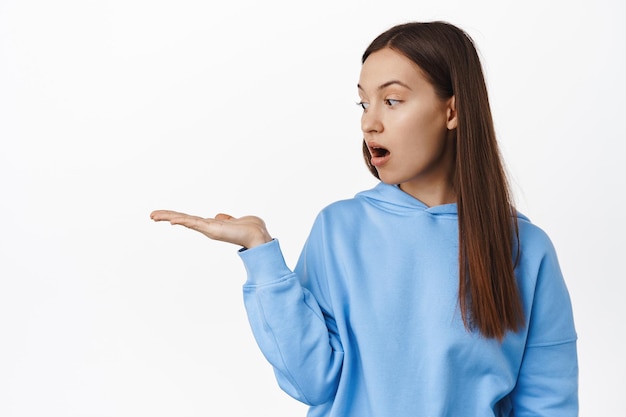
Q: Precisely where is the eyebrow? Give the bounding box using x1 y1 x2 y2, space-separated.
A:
357 80 413 91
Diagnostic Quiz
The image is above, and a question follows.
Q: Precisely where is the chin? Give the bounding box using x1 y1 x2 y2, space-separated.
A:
376 172 403 186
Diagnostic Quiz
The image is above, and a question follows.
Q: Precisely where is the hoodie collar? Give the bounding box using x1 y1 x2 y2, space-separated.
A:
355 182 458 215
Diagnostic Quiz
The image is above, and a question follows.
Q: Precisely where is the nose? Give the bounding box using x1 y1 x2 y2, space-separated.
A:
361 105 383 135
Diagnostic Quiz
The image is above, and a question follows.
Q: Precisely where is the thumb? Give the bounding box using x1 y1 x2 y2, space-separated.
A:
214 213 235 221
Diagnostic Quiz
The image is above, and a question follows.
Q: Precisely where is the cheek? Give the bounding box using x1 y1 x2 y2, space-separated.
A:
391 110 423 135
393 107 445 141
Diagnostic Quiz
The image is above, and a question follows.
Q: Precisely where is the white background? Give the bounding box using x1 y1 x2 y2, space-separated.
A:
1 0 624 415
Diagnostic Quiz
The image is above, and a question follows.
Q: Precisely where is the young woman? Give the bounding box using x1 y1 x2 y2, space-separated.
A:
151 21 578 417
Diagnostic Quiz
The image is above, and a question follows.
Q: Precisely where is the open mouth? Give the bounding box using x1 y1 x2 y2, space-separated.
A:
370 146 390 158
368 145 391 168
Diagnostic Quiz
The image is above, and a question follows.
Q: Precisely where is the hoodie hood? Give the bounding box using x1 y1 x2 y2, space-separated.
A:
355 182 458 216
355 182 529 222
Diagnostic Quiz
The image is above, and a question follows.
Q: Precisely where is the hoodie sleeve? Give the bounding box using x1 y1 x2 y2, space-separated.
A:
240 237 344 406
511 236 579 416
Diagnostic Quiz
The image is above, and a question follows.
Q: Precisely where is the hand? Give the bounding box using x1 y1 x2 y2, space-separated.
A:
150 210 272 249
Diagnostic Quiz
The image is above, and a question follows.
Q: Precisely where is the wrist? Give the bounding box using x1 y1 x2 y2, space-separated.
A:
245 230 272 249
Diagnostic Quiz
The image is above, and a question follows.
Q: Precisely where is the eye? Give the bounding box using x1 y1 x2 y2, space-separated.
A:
384 99 401 107
356 101 370 110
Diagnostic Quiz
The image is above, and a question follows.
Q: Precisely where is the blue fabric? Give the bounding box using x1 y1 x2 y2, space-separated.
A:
239 182 578 417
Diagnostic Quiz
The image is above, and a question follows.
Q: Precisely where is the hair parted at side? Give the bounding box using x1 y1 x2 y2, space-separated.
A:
361 21 524 340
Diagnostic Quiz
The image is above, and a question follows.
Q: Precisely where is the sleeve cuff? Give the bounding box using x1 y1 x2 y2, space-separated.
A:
238 239 293 286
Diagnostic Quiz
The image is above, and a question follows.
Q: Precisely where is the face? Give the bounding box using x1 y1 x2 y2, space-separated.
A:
358 47 457 205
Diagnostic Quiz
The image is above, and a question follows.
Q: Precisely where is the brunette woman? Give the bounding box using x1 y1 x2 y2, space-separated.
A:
151 21 578 416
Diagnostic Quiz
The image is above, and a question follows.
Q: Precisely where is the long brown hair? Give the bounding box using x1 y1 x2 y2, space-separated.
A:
362 21 524 340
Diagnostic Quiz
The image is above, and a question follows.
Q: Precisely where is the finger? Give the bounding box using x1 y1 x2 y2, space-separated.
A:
150 210 189 221
169 216 237 243
214 213 235 221
167 214 208 228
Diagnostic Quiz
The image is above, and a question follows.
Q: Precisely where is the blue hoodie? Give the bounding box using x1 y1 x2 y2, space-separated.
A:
239 182 578 417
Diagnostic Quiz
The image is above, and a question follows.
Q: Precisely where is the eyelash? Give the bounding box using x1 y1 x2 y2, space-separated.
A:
356 99 401 110
356 101 369 110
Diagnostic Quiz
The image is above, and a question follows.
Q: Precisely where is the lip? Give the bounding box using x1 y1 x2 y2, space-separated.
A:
371 153 390 168
367 141 391 168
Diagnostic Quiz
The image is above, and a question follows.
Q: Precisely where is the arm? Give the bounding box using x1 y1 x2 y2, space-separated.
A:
240 239 343 406
151 210 343 405
512 241 578 416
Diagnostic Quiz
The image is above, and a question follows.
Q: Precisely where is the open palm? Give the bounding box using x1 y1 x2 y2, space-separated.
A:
150 210 272 249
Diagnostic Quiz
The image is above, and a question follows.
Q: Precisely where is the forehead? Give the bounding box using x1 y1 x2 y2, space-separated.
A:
358 47 425 90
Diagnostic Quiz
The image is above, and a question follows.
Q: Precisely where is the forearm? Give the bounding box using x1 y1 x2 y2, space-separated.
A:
240 239 343 406
512 340 578 416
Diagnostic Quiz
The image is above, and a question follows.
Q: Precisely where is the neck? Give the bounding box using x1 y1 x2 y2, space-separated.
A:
399 182 456 207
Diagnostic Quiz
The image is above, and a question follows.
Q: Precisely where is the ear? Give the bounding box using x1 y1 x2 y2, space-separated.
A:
446 95 457 130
